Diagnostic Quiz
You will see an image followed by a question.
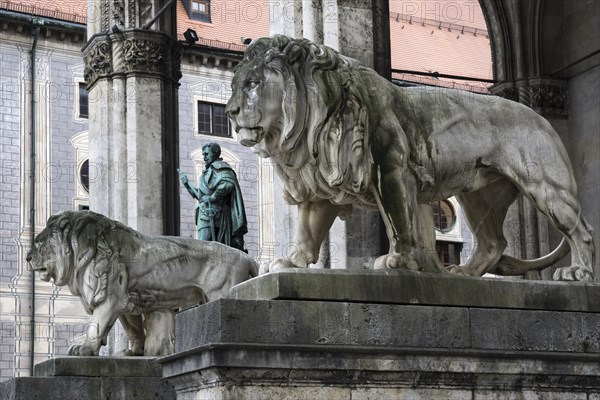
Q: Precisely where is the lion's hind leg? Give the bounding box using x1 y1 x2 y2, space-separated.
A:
116 314 145 356
143 310 175 356
520 183 595 281
451 179 519 277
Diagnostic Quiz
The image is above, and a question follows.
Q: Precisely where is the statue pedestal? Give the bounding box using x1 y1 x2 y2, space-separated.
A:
0 357 175 400
161 269 600 399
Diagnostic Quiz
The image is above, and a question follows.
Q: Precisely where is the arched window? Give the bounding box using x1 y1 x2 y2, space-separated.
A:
432 200 456 233
79 159 90 193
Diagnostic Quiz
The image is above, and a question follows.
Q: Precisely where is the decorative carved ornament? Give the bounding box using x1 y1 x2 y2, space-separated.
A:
83 30 182 89
83 39 113 86
529 82 568 118
123 38 165 72
491 79 568 118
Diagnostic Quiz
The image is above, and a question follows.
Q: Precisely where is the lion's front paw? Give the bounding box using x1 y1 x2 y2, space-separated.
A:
449 265 479 277
114 349 141 357
260 258 303 274
68 344 96 356
553 266 593 282
373 253 419 270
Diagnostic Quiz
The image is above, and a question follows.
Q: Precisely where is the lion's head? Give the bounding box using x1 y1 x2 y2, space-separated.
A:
27 211 140 308
27 212 77 285
226 35 374 207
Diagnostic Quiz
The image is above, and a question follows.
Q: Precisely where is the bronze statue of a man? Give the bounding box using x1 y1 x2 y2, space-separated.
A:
178 143 248 251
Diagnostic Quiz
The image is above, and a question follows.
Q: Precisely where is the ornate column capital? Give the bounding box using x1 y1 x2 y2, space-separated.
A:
527 78 569 118
491 78 569 118
489 81 519 102
83 29 182 89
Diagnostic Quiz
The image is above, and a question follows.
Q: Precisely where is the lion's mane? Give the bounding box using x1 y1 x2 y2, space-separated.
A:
242 36 376 209
43 211 141 313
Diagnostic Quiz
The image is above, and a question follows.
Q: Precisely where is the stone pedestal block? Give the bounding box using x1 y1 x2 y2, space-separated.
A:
0 357 175 400
161 270 600 399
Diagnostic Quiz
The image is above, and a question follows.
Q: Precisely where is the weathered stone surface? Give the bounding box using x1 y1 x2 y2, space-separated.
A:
230 269 600 312
470 308 600 353
474 391 588 400
175 299 471 353
34 356 163 377
0 376 176 400
0 357 176 400
162 298 600 399
176 298 600 354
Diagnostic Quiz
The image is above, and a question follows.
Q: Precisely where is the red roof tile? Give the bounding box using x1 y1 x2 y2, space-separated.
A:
176 0 269 49
0 0 269 50
2 0 491 82
389 0 493 86
0 0 86 24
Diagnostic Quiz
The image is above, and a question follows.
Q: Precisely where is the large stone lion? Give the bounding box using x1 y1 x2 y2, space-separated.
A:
225 35 595 281
27 211 258 356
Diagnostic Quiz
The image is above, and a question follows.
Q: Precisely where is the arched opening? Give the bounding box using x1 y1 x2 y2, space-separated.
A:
388 0 494 266
389 0 493 92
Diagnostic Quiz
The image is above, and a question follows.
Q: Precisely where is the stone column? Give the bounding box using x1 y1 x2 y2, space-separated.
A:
83 0 181 236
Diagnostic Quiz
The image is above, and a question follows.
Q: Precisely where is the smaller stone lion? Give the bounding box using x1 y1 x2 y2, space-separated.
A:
27 211 258 356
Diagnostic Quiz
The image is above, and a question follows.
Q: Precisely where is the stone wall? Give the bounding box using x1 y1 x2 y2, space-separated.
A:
49 54 87 215
0 39 23 382
569 65 600 278
0 36 92 381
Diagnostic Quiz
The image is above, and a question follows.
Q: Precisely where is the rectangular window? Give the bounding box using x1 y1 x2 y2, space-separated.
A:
436 241 463 266
190 0 210 22
197 101 231 138
79 83 89 118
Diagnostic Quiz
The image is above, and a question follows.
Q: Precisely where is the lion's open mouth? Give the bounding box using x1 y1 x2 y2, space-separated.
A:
34 262 55 281
237 127 264 146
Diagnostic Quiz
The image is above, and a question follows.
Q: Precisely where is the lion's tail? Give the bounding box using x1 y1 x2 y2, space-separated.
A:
495 238 570 275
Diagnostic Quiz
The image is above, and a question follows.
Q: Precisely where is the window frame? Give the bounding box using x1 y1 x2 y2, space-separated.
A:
189 0 211 22
78 82 89 119
432 199 457 233
70 131 90 211
195 100 233 139
435 241 463 267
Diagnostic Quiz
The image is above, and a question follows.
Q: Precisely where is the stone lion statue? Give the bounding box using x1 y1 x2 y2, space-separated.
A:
225 35 595 281
27 211 258 356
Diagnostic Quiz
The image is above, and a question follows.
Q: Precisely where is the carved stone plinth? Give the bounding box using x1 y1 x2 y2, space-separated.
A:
0 357 176 400
161 270 600 399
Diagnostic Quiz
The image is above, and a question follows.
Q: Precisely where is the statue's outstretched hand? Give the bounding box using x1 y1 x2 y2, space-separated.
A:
177 168 189 183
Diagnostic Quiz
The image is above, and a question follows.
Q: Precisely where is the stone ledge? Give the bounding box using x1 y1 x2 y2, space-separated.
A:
174 299 600 355
0 376 176 400
1 357 177 400
161 343 600 390
229 268 600 312
162 298 600 398
34 356 163 377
